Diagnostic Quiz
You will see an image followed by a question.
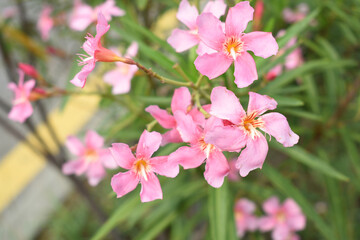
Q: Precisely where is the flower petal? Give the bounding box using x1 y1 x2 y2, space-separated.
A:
161 129 183 146
204 150 229 188
205 126 246 152
261 112 299 147
111 171 139 198
203 0 227 19
70 61 96 88
272 225 291 240
258 216 277 232
140 172 162 202
243 32 278 58
24 79 36 93
62 159 88 176
210 86 245 124
171 87 192 113
109 143 135 169
195 52 232 79
99 149 118 169
174 111 201 143
236 134 268 177
169 146 205 169
247 92 277 115
85 130 104 149
66 136 85 156
95 12 110 41
225 1 254 36
8 102 33 123
69 3 94 31
176 0 198 30
197 13 225 51
263 196 281 214
196 41 218 55
125 42 138 58
86 161 106 186
136 130 162 159
145 105 176 129
151 156 179 178
167 29 199 52
234 52 258 88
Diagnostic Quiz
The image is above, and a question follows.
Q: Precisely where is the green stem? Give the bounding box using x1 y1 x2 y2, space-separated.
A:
172 63 192 83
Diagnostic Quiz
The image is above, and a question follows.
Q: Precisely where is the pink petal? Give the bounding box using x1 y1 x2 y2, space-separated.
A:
24 79 36 94
85 130 104 149
62 159 88 176
204 150 229 188
150 156 179 178
65 136 85 156
202 0 227 19
188 107 206 127
145 105 176 129
70 61 96 88
258 216 277 232
86 161 106 186
283 199 306 230
8 102 33 123
8 82 17 91
136 130 162 159
234 52 258 88
125 42 138 58
167 29 199 52
287 214 306 231
242 31 278 58
235 198 256 214
69 3 94 31
195 52 232 79
263 196 281 214
169 146 205 169
95 12 110 41
176 0 198 30
285 48 303 70
109 143 135 169
161 129 183 146
236 134 268 177
99 149 118 169
196 41 218 55
265 64 283 81
171 87 192 113
247 92 277 115
197 13 225 51
205 126 246 152
96 0 125 21
103 69 129 94
203 115 223 133
272 225 291 240
261 112 299 147
174 111 201 143
111 171 139 198
140 172 163 202
225 1 254 36
210 86 245 124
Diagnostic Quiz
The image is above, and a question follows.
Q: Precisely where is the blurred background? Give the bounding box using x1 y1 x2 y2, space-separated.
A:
0 0 360 239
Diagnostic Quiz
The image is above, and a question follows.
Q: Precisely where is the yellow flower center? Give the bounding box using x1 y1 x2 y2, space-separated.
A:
223 36 244 60
84 149 98 162
199 138 215 159
133 159 151 180
241 112 264 139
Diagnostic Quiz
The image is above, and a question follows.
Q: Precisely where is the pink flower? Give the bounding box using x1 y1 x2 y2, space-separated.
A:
258 197 306 240
62 130 117 186
18 63 40 79
146 87 205 145
69 0 124 31
194 1 278 88
234 198 258 238
110 130 179 202
167 0 226 55
206 87 299 177
71 12 124 88
283 3 309 24
8 70 35 123
169 114 229 188
37 6 54 41
104 42 139 94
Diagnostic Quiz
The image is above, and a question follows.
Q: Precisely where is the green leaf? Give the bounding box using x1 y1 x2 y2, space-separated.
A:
262 164 336 240
269 142 349 181
274 96 304 107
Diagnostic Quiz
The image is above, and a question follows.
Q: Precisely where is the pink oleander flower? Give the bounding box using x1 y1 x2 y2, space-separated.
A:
69 0 125 31
169 113 229 188
167 0 226 55
18 63 40 79
37 5 54 41
234 198 258 238
258 197 306 240
283 3 309 24
194 1 278 88
8 70 35 123
146 87 205 145
265 31 303 81
110 130 179 202
71 12 126 88
104 42 139 94
62 130 117 186
206 87 299 176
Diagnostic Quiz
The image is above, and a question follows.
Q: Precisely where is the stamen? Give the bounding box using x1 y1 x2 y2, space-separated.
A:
133 159 151 180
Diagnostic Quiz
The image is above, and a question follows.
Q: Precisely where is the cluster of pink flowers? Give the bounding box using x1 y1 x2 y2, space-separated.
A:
235 197 306 239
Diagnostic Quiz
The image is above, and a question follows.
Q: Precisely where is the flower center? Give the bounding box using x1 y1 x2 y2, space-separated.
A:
276 211 286 223
241 112 264 139
223 36 244 60
133 159 151 181
198 138 215 159
84 149 98 162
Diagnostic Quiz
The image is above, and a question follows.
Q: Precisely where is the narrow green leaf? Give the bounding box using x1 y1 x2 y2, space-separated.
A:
269 142 349 181
274 96 304 107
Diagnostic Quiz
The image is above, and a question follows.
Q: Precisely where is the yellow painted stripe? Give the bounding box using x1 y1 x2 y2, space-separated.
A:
0 75 103 213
